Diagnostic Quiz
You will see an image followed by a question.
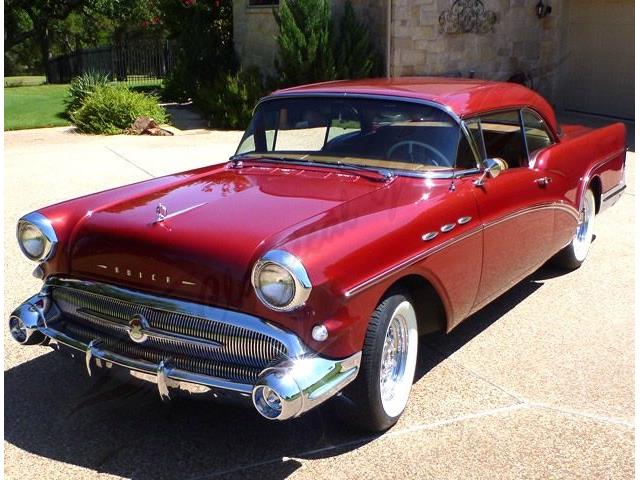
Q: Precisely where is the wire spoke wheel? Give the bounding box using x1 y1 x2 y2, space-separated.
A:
378 300 417 418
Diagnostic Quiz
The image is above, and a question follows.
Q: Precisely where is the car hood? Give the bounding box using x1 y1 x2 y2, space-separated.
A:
68 163 388 307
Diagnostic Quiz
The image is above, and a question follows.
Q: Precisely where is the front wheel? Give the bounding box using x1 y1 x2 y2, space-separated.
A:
554 188 596 269
342 290 418 432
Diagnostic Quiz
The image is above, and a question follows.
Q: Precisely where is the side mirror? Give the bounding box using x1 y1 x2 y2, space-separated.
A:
474 158 507 186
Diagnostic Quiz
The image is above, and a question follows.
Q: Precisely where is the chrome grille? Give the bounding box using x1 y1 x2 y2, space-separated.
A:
63 322 261 383
51 286 288 384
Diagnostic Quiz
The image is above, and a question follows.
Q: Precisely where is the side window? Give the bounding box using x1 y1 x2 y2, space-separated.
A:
274 107 328 151
522 110 553 156
478 111 527 169
326 105 361 143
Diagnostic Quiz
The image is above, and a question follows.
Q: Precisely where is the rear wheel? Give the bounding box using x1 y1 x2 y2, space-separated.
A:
342 290 418 432
554 188 596 269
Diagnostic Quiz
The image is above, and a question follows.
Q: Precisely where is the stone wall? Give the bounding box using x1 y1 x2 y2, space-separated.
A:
232 2 280 74
391 0 565 100
233 0 565 101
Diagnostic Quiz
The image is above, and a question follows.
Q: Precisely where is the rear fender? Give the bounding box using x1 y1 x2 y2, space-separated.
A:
534 122 626 210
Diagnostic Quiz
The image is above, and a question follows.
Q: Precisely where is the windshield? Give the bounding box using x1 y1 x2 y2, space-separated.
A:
235 97 476 173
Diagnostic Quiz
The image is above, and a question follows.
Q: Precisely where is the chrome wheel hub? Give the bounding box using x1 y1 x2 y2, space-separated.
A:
380 315 408 402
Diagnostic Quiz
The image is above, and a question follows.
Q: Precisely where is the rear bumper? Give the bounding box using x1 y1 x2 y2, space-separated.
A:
9 289 361 421
601 182 626 212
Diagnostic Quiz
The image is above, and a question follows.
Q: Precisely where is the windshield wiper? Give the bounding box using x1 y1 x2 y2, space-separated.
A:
332 160 396 182
229 154 395 183
229 153 291 163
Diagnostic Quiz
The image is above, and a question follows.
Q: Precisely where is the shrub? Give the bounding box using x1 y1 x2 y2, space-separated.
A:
334 1 383 79
195 67 266 130
274 0 336 87
65 70 111 115
162 63 192 103
70 85 167 134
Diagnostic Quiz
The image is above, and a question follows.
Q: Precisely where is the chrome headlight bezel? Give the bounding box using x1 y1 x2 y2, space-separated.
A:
16 212 58 262
251 250 312 312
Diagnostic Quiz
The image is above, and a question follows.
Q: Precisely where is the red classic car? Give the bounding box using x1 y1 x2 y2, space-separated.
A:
10 78 626 431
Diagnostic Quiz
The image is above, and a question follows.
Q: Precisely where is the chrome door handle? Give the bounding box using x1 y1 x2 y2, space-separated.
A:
535 176 552 186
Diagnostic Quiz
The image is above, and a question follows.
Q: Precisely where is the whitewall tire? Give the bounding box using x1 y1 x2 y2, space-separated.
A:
342 290 419 432
554 188 596 269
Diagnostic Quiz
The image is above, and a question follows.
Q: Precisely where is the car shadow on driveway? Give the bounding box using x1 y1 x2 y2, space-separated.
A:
4 270 551 480
416 270 545 378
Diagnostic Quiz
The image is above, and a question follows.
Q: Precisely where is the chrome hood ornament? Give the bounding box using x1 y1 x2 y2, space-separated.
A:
152 202 206 225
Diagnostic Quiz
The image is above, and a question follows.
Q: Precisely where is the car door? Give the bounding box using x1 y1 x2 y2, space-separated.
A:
469 110 558 308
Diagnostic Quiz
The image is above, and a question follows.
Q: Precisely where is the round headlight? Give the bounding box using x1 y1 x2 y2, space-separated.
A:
252 250 312 311
18 223 48 260
255 262 296 308
16 213 57 262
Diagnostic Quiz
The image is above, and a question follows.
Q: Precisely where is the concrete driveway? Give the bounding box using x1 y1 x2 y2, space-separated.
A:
4 127 635 479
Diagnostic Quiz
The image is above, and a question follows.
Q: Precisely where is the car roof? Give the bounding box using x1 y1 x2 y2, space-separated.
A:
272 77 558 134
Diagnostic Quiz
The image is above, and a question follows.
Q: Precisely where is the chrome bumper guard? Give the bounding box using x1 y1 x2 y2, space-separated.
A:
9 290 361 421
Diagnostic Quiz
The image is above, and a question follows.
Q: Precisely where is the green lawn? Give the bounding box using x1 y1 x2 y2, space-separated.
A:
5 83 71 130
4 77 165 131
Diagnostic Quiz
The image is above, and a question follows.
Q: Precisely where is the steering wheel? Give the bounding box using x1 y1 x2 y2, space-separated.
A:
386 141 450 167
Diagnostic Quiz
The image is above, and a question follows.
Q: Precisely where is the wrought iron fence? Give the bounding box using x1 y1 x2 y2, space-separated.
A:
46 40 177 84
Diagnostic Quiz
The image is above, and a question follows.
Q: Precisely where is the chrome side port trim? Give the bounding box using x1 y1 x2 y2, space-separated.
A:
421 231 438 241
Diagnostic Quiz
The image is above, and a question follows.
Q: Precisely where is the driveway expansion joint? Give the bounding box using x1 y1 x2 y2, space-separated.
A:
428 348 633 429
185 403 529 480
105 146 154 178
527 402 634 428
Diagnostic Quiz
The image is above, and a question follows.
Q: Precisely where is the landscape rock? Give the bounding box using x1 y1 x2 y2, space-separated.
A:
130 116 173 136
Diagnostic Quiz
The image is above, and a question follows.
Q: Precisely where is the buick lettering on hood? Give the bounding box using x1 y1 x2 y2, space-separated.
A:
9 78 626 431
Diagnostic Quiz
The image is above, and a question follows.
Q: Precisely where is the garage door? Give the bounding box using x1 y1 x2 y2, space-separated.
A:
559 0 634 120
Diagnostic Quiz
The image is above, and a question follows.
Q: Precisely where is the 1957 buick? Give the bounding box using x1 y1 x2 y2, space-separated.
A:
9 78 626 431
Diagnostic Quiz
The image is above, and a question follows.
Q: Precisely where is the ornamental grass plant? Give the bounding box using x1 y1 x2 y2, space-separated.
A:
70 84 167 134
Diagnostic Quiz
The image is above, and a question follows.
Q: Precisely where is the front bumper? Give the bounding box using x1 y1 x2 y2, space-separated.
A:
9 280 361 421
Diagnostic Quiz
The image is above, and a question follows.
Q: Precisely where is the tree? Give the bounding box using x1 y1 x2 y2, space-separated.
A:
4 0 161 78
158 0 236 99
5 0 87 79
274 0 336 87
334 1 382 79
